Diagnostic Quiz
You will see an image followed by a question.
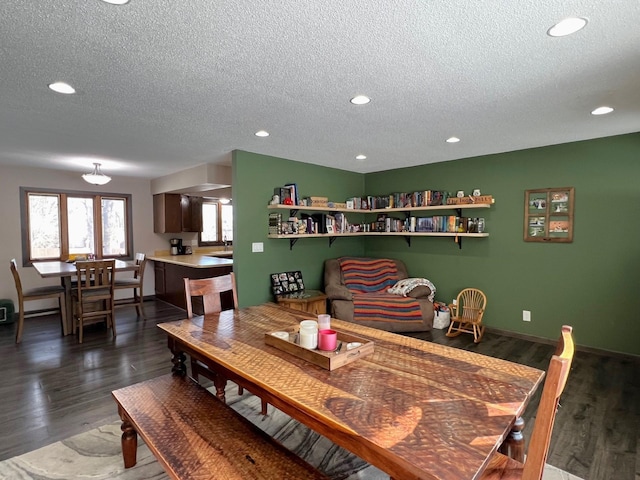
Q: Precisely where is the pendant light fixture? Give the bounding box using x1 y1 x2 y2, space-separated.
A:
82 163 111 185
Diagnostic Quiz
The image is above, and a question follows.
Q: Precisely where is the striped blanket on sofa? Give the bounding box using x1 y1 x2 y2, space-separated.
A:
340 257 423 324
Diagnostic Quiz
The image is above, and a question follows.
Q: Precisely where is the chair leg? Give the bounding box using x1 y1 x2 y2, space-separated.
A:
261 399 268 416
59 294 68 336
135 288 146 319
446 320 462 338
15 302 25 344
238 386 244 395
76 299 84 344
110 302 117 338
473 324 485 343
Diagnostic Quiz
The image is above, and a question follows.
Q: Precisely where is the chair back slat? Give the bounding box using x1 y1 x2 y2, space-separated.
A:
76 260 115 291
458 288 486 324
522 325 574 480
133 253 146 280
184 273 237 318
10 259 23 300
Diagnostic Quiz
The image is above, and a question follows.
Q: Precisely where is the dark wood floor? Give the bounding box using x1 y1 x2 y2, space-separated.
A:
0 300 638 479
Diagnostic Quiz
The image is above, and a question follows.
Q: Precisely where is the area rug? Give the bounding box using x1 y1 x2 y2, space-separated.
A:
0 384 583 480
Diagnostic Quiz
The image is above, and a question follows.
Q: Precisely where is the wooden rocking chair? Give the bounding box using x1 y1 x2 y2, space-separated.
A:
446 288 487 343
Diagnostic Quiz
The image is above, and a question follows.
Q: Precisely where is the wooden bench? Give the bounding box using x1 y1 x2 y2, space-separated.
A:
112 373 329 479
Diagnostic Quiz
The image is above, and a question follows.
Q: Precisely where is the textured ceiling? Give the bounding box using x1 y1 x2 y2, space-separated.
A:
0 1 639 180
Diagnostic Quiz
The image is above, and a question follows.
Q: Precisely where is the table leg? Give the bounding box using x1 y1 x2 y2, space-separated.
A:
499 416 525 462
61 276 73 335
213 374 228 403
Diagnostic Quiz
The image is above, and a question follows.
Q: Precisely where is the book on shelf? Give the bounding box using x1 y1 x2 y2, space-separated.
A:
268 212 282 235
284 183 299 206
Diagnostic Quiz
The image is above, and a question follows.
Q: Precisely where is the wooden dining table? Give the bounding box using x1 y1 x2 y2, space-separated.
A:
158 303 545 480
32 259 137 335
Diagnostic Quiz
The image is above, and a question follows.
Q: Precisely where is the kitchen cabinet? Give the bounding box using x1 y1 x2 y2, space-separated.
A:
153 260 233 311
153 194 202 233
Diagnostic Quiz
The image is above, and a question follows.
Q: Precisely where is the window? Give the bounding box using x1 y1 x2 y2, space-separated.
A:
200 200 233 245
21 187 133 264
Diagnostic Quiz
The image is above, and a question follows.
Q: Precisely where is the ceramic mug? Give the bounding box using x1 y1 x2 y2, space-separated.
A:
317 329 337 351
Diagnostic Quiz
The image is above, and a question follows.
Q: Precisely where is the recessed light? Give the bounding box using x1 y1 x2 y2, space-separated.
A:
355 154 367 160
255 130 269 137
446 137 460 143
350 95 371 105
591 106 614 115
100 0 130 5
547 17 588 37
48 82 76 94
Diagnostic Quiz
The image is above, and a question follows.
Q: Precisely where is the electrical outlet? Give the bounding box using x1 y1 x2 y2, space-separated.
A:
522 310 531 322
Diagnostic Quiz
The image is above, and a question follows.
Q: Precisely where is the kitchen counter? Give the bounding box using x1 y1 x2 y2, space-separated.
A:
148 254 233 268
151 254 234 311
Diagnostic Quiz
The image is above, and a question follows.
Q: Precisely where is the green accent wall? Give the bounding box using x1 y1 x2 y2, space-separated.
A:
233 133 640 355
233 150 365 307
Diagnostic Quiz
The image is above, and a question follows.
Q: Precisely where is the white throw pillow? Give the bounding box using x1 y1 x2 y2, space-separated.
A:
387 278 436 302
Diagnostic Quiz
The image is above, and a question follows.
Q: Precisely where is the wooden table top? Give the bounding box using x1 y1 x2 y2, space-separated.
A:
159 303 544 480
32 259 136 277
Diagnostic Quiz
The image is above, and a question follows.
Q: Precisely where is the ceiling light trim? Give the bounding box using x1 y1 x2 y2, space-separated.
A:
591 106 614 115
48 82 76 94
547 17 588 37
350 95 371 105
82 163 112 185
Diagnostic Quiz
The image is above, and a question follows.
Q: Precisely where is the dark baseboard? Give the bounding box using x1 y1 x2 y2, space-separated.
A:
486 326 639 361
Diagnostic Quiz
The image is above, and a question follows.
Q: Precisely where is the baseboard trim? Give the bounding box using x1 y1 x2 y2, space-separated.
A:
486 326 639 360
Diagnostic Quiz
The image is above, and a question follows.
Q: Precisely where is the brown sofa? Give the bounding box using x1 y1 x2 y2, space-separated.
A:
323 257 435 332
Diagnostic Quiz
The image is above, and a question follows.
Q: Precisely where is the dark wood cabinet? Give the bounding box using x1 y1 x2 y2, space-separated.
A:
154 262 166 296
154 194 202 233
153 262 233 311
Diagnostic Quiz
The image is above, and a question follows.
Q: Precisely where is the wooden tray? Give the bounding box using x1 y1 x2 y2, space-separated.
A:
265 328 374 371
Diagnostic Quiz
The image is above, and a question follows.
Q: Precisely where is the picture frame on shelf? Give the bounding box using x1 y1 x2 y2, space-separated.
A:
524 187 574 243
270 271 304 295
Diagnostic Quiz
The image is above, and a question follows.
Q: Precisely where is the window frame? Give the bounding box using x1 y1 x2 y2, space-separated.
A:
198 199 233 246
20 187 133 266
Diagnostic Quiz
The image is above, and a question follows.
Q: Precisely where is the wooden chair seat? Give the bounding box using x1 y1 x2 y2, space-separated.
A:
114 253 147 319
10 259 68 343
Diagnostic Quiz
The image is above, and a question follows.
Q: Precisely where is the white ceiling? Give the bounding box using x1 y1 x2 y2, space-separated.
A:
1 1 639 180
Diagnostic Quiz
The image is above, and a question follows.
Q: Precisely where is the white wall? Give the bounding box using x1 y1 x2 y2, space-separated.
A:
0 165 166 311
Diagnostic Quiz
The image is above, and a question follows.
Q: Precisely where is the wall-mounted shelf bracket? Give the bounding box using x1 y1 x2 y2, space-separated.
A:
329 237 338 247
289 238 299 250
404 236 411 247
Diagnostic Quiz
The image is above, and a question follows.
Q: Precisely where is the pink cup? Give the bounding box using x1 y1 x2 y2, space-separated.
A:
317 329 338 351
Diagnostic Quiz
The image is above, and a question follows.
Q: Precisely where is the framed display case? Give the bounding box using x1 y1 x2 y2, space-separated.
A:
524 187 574 243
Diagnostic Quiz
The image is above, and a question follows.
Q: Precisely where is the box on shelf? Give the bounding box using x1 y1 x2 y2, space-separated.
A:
446 195 494 205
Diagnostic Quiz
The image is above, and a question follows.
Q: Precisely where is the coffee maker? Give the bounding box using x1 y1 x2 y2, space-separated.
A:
169 238 182 255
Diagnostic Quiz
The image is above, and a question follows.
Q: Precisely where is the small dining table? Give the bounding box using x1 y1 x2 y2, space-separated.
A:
32 259 137 335
159 303 545 480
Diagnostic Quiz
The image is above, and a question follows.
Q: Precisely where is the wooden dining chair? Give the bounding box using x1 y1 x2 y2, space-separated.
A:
114 253 147 318
184 273 268 415
72 259 116 343
446 288 487 343
480 325 575 480
10 259 68 344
